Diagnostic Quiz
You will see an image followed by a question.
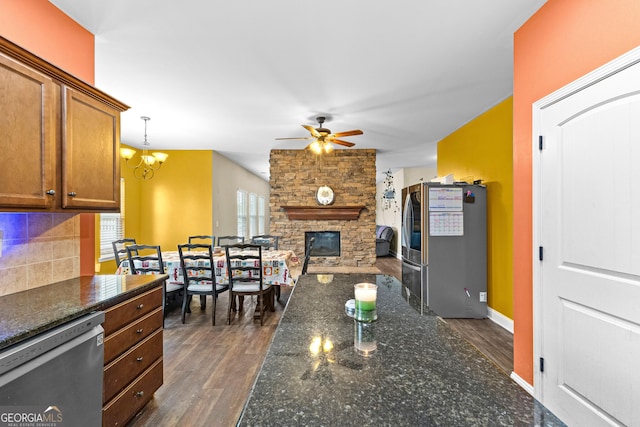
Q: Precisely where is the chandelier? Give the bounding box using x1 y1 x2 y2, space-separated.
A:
120 116 168 180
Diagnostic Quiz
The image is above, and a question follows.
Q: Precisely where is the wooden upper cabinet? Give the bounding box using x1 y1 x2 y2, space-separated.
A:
62 87 120 209
0 36 129 212
0 53 55 208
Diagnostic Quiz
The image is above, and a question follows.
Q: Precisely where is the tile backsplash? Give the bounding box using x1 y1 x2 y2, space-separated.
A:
0 213 80 296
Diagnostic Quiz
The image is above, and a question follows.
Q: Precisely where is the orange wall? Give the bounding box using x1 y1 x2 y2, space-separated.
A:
0 0 94 83
513 0 640 384
0 0 96 275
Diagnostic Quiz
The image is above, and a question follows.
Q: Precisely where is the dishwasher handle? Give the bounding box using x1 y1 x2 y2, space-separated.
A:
0 311 104 376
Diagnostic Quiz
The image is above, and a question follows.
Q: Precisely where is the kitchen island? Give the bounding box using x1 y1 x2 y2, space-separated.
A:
238 274 564 426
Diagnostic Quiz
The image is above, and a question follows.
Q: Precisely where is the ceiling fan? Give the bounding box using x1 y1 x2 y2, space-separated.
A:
276 116 363 154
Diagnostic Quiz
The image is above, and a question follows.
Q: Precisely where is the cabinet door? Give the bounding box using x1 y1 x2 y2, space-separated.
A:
0 54 55 208
62 87 120 210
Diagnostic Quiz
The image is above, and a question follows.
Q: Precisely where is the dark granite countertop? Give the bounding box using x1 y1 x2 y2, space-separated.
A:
0 274 167 351
238 274 565 426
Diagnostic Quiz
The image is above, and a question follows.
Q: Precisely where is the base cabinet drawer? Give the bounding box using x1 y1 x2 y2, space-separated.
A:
104 308 162 364
103 287 162 335
103 329 163 404
102 358 163 427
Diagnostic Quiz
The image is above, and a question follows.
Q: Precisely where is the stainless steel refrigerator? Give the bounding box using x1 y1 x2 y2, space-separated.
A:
401 182 487 318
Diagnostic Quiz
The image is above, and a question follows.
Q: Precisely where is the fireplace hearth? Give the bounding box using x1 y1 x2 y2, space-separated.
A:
306 231 340 257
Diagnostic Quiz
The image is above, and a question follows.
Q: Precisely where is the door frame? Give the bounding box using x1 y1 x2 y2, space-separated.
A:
532 45 640 402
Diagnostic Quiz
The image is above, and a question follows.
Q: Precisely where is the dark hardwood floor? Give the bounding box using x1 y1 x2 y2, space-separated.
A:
128 256 513 427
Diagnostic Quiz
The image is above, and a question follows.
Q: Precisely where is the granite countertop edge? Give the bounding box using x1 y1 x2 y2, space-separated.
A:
0 274 167 351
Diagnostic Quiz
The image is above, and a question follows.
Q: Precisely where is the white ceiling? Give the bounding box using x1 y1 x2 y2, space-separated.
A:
50 0 546 182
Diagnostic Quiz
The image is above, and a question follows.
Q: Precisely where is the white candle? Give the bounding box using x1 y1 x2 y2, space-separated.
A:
354 283 377 311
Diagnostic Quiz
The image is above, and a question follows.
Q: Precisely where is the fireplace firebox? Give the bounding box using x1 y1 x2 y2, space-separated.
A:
305 231 340 257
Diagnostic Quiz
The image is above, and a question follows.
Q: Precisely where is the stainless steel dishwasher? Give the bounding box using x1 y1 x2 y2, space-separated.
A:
0 311 105 427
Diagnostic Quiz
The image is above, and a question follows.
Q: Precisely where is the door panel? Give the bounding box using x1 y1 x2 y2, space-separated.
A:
536 54 640 426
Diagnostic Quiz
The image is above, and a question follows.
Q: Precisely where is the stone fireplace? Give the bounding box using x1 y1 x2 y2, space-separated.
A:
269 149 376 268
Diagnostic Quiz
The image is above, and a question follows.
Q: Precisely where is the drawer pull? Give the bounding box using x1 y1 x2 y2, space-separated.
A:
68 191 77 197
136 328 144 334
136 356 144 362
137 303 144 309
135 391 144 398
46 189 56 195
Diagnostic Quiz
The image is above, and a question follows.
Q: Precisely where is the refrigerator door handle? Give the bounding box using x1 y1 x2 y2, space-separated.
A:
402 259 421 272
401 193 412 248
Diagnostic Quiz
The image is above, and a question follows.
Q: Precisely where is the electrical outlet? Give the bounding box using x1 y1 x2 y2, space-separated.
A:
479 292 487 302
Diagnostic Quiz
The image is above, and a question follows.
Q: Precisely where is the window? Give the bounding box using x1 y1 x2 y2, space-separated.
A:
237 189 247 238
99 178 125 262
258 196 265 234
249 193 257 237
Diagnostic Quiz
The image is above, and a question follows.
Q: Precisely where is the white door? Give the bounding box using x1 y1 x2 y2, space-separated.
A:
534 51 640 426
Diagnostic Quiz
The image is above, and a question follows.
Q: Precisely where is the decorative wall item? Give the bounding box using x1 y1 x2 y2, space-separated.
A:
381 170 399 212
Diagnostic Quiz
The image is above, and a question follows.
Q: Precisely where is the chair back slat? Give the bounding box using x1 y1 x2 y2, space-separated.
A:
126 244 165 275
218 235 245 247
251 234 280 250
187 235 215 245
112 238 137 267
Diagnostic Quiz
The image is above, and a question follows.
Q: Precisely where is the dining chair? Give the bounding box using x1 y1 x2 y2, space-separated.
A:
301 237 315 276
126 244 182 328
225 243 273 326
188 235 215 246
178 243 228 326
251 234 280 250
112 238 137 267
218 235 245 247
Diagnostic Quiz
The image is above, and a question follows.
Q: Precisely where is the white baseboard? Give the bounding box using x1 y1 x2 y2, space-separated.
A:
510 371 534 396
487 307 514 334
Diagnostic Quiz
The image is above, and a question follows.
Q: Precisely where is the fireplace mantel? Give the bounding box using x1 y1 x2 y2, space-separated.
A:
281 205 366 220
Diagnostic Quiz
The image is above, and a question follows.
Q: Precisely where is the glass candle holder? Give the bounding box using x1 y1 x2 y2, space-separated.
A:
354 282 378 322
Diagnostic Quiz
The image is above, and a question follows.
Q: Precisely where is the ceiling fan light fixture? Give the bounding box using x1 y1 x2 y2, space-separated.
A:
276 116 362 154
309 140 322 154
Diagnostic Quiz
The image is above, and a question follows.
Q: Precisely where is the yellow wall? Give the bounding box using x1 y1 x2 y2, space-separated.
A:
437 97 513 318
98 148 213 273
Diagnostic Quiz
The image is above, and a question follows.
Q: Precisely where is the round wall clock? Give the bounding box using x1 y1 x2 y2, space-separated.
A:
316 185 335 205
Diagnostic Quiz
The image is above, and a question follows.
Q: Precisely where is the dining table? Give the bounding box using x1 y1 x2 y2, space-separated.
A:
116 248 298 287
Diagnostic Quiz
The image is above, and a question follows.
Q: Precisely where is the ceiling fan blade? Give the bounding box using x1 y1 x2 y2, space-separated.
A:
331 139 356 147
302 124 321 138
332 129 363 138
275 137 313 140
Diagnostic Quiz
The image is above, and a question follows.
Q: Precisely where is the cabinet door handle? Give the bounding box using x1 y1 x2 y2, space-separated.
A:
46 189 56 196
136 303 144 309
136 356 144 362
68 191 77 197
136 328 143 334
135 391 144 398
